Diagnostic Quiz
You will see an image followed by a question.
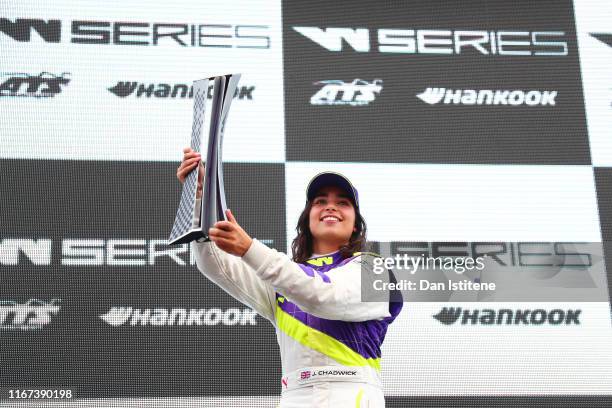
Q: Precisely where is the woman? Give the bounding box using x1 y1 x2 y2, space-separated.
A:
177 147 402 407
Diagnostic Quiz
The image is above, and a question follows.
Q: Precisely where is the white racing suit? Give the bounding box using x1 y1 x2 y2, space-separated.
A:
191 239 402 407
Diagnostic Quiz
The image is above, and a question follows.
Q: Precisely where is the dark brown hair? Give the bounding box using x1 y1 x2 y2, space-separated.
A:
291 199 367 263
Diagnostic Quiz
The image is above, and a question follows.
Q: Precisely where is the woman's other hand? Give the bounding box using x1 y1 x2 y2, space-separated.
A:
177 147 204 198
209 209 253 257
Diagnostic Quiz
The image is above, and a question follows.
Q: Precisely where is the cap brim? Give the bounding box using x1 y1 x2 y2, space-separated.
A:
306 172 358 207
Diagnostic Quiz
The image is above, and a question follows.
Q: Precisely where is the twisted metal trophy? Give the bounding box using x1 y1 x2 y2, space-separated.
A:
168 74 241 245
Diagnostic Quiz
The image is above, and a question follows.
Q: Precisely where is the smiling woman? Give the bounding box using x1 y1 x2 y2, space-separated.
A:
176 148 402 408
291 178 367 264
311 186 357 245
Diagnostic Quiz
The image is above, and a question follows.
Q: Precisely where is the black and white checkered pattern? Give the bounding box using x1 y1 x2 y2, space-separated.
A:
168 79 209 244
1 0 612 402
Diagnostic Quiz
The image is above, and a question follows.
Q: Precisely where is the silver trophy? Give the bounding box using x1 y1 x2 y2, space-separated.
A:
168 74 241 245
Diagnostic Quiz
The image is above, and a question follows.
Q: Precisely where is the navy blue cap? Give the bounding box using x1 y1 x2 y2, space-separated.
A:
306 172 359 208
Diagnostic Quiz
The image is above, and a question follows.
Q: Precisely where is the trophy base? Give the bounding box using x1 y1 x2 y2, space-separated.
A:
170 229 209 246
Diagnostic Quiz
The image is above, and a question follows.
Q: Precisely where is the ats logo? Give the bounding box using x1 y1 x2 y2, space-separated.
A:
0 72 70 97
108 81 255 99
0 299 61 330
310 79 382 106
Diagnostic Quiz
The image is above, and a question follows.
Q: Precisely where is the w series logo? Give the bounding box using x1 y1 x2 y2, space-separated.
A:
293 27 568 55
0 18 270 48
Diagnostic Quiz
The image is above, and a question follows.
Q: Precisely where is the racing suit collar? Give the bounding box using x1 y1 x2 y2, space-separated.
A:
305 251 343 267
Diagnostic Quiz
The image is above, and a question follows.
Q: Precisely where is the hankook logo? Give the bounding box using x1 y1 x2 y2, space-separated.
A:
433 307 581 325
416 87 558 106
293 27 568 55
108 81 255 99
0 18 270 48
100 307 258 326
